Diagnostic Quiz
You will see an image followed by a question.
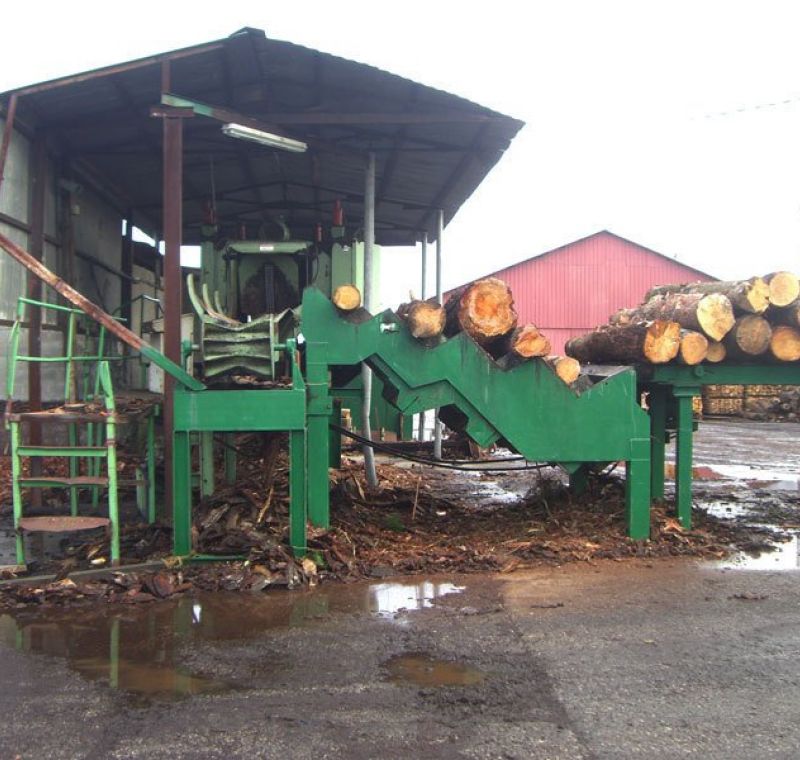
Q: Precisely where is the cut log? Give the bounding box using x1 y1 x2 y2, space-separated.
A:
444 277 518 344
493 324 551 359
618 292 734 341
767 303 800 329
764 272 800 308
645 278 769 314
723 315 772 359
396 299 446 339
676 330 709 366
564 320 681 364
332 284 362 311
705 340 727 363
544 355 581 385
769 325 800 362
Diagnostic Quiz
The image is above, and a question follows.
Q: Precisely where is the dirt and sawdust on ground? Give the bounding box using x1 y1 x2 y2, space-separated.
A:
0 432 786 609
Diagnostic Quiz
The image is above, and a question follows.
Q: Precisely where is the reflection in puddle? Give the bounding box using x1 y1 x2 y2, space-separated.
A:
384 653 485 687
717 534 800 570
0 578 465 701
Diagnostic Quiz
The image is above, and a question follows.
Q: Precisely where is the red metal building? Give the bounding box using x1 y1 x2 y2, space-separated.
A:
449 230 716 354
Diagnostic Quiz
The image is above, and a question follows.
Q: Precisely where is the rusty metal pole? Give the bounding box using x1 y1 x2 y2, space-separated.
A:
27 137 47 504
162 113 184 516
0 94 19 197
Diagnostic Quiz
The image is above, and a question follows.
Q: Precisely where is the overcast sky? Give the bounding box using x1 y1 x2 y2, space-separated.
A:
3 1 800 308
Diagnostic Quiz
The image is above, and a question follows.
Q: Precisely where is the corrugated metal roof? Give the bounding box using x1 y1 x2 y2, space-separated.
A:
0 28 523 246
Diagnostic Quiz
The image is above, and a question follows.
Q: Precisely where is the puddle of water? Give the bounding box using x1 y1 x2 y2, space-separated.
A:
383 653 485 687
0 578 465 701
716 534 800 571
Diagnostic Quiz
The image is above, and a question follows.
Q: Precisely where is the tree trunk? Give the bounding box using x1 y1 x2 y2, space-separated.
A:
565 320 681 364
769 325 800 361
676 329 709 365
764 272 800 308
644 278 769 314
705 340 727 363
723 315 772 359
544 355 581 385
444 277 517 344
332 284 362 311
616 292 734 341
396 299 446 339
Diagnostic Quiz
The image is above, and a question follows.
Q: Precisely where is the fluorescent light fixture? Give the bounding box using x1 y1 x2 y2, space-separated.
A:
221 123 307 153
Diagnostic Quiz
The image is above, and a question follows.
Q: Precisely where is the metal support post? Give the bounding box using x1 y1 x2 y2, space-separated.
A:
172 427 192 556
674 390 696 528
568 464 589 496
418 233 428 442
329 399 343 469
361 152 378 487
306 341 331 526
162 112 185 517
224 434 236 483
433 209 444 460
289 429 307 555
200 431 215 497
648 385 667 501
107 416 120 566
625 437 652 539
147 411 156 523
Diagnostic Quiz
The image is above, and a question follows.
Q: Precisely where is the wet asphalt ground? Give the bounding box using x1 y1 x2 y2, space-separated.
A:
1 419 799 759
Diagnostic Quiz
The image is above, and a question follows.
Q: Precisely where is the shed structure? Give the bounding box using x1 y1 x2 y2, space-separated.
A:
449 230 716 353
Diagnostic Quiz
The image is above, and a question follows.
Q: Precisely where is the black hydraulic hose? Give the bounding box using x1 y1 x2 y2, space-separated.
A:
331 423 553 473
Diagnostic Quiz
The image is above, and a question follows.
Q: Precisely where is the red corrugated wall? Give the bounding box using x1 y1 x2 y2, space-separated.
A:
448 231 715 354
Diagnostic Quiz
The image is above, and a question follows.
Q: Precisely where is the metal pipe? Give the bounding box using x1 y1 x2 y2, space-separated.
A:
361 152 378 487
418 232 428 442
433 209 444 460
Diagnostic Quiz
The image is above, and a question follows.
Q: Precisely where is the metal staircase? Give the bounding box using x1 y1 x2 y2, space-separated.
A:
5 298 124 566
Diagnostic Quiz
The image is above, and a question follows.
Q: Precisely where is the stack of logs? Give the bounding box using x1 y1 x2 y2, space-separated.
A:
332 278 581 386
565 273 800 365
702 384 800 422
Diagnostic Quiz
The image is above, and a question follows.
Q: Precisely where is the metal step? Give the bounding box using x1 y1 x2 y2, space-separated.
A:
16 445 107 457
7 410 117 424
17 516 110 532
17 475 108 488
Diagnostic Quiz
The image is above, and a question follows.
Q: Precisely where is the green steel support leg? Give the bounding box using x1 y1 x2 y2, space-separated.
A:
329 399 342 469
224 433 236 484
568 464 589 496
200 431 215 498
146 412 156 524
68 423 79 516
306 343 331 528
625 438 651 540
90 421 101 510
675 393 695 529
649 385 667 502
173 430 193 556
10 422 25 565
109 616 120 690
107 420 120 566
135 466 146 517
289 429 307 555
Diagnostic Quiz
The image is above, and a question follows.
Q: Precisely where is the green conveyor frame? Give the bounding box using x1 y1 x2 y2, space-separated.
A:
639 363 800 529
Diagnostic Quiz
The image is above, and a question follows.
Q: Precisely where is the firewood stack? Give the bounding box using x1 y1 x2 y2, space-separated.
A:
565 273 800 366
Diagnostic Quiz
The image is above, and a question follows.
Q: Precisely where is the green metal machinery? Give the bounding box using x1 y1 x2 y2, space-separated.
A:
172 288 654 557
639 363 800 529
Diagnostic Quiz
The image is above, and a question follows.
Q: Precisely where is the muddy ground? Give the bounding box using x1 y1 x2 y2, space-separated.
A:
0 418 798 757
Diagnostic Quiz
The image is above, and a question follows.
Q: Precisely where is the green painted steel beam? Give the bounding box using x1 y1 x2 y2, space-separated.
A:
643 363 800 387
172 389 306 432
